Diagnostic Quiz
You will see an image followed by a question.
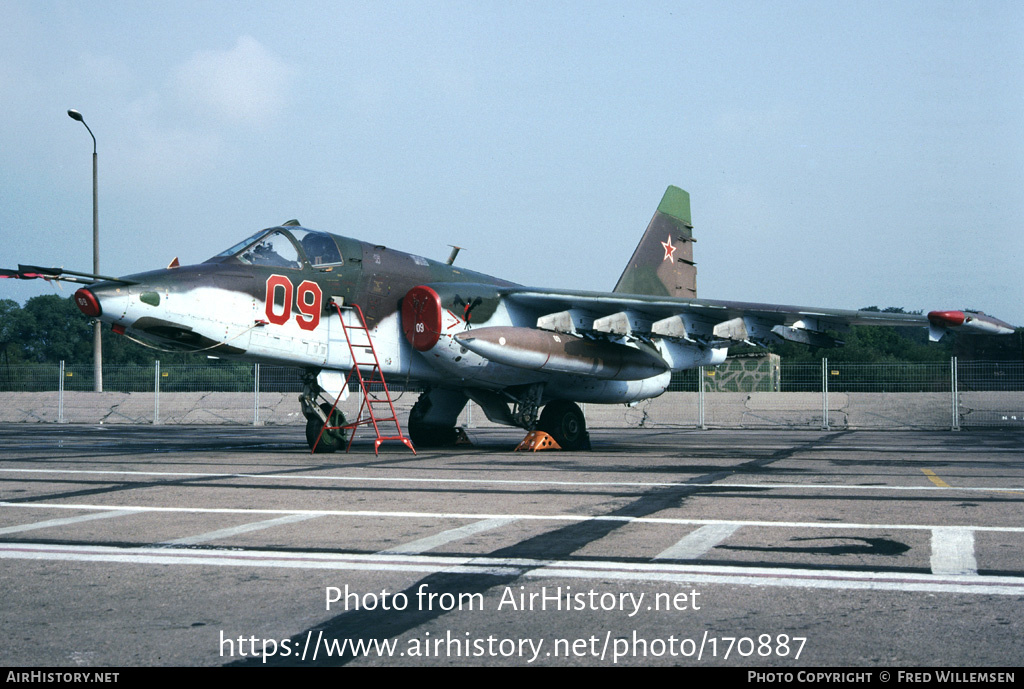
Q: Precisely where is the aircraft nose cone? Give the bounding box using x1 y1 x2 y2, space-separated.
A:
74 288 102 317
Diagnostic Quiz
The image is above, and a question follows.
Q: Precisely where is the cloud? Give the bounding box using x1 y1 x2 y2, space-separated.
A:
174 36 294 127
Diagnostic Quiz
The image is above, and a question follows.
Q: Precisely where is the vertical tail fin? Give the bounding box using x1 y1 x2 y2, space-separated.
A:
613 186 697 298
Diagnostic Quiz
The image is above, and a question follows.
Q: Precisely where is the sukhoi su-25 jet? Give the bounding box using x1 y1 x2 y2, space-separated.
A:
4 186 1015 453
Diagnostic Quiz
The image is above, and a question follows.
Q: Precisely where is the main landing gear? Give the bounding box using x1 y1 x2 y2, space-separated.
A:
536 399 590 451
408 387 469 447
405 385 591 451
510 384 591 452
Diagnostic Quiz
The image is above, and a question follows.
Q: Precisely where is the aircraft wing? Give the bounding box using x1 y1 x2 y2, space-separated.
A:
501 288 1015 346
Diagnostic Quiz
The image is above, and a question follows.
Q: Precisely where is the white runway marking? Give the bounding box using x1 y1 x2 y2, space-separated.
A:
379 517 519 555
0 509 144 536
160 513 322 546
3 500 1023 533
2 541 1022 596
930 527 978 576
654 523 742 560
2 468 1021 494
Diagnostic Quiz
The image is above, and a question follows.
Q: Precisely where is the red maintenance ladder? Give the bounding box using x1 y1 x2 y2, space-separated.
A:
321 301 416 456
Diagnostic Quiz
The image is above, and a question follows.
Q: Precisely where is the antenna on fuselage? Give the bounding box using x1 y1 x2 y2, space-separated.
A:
446 245 463 265
281 219 301 226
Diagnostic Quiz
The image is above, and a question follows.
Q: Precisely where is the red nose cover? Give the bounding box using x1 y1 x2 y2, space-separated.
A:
74 288 102 317
928 310 966 327
402 285 443 351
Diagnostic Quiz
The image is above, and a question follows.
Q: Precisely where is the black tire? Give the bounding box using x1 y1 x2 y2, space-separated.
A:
538 400 590 451
306 404 346 453
407 419 459 447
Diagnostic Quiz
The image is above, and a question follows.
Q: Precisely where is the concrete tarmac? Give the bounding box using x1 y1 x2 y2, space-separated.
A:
0 424 1022 667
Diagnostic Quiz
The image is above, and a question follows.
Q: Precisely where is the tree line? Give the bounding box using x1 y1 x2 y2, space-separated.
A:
0 295 199 367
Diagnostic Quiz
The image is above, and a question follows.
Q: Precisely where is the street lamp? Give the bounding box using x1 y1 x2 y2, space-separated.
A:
68 108 102 392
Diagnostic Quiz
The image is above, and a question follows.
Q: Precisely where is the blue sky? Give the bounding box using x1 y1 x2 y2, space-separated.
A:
2 1 1022 325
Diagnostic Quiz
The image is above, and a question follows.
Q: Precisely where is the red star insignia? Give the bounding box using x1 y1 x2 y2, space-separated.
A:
661 235 676 262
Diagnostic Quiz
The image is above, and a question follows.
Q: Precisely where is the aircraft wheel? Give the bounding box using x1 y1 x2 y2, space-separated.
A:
306 404 347 453
407 419 458 447
538 400 590 451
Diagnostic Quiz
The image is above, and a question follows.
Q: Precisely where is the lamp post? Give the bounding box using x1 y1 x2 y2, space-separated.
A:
67 108 102 392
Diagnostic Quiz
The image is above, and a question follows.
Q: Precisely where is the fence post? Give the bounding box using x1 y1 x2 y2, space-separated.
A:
951 356 960 431
821 358 830 430
58 360 65 424
154 360 160 425
253 363 261 426
698 365 706 429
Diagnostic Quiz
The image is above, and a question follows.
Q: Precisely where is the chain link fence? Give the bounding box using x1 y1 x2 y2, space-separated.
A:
0 358 1021 429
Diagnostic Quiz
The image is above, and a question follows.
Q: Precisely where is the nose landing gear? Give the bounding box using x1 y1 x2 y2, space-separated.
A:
305 403 347 454
299 376 347 454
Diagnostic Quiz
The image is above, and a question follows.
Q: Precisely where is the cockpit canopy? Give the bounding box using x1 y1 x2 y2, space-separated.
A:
210 227 343 269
